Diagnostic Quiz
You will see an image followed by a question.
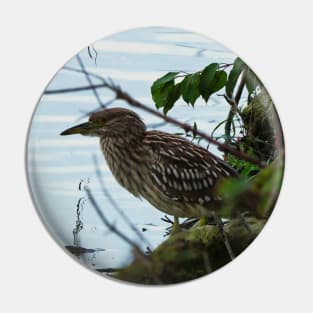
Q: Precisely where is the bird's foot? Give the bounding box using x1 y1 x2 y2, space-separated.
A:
192 216 216 227
198 217 209 226
171 216 182 235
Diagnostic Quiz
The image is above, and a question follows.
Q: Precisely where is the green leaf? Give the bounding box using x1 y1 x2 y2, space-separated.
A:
151 71 182 113
152 72 179 89
210 70 227 93
151 81 173 109
226 57 245 98
163 83 181 114
241 162 260 177
180 73 201 105
211 119 227 137
151 72 179 108
245 68 262 95
200 70 227 102
199 63 219 102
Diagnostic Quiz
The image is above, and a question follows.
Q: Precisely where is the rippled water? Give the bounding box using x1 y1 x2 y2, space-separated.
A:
27 27 237 270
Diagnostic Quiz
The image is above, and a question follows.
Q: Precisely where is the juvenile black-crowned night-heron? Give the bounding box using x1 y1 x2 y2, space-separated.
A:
61 108 238 230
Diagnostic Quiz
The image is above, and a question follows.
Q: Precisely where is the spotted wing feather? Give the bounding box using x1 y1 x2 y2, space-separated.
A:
145 131 238 205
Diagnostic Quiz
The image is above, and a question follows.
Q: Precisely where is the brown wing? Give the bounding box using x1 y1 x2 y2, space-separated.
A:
145 131 238 205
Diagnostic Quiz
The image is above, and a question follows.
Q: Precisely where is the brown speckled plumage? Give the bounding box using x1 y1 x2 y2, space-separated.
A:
62 108 238 218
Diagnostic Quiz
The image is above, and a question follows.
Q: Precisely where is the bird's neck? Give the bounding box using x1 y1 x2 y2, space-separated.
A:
99 135 146 197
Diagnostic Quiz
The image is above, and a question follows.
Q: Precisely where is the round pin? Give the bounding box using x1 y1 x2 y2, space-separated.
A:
26 27 284 285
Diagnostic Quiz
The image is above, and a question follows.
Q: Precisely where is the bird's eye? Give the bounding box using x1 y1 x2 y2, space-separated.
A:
92 120 104 127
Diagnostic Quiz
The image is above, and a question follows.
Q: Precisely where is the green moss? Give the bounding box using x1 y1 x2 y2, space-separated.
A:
114 218 265 285
240 89 283 162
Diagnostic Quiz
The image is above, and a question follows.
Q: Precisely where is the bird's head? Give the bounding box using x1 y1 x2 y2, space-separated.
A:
60 108 146 140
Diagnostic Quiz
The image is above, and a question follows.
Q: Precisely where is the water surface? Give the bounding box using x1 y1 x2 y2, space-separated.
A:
27 27 237 271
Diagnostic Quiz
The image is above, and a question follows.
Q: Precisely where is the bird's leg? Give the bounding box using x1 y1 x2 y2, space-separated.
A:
199 217 208 226
213 212 235 260
171 216 181 234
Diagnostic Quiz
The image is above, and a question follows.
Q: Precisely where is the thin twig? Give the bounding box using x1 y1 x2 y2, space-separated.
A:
85 187 161 283
202 251 212 273
76 55 108 108
218 63 234 70
63 66 106 83
75 97 116 122
86 187 140 248
45 84 106 94
224 70 246 144
213 212 235 261
161 215 174 224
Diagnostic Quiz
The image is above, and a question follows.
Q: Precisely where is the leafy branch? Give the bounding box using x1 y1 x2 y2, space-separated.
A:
150 63 229 113
45 68 266 168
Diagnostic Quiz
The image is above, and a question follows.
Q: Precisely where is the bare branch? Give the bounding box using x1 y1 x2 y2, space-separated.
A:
45 84 106 94
76 55 108 108
63 66 106 83
225 70 246 144
85 187 139 248
75 97 116 122
85 187 161 283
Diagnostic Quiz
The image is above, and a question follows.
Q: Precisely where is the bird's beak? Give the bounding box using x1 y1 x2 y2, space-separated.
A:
60 122 92 136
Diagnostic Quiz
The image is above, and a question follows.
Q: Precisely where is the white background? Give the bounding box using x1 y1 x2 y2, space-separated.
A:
0 1 312 312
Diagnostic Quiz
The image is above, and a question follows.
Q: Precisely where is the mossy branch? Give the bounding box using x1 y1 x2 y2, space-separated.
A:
115 217 265 285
